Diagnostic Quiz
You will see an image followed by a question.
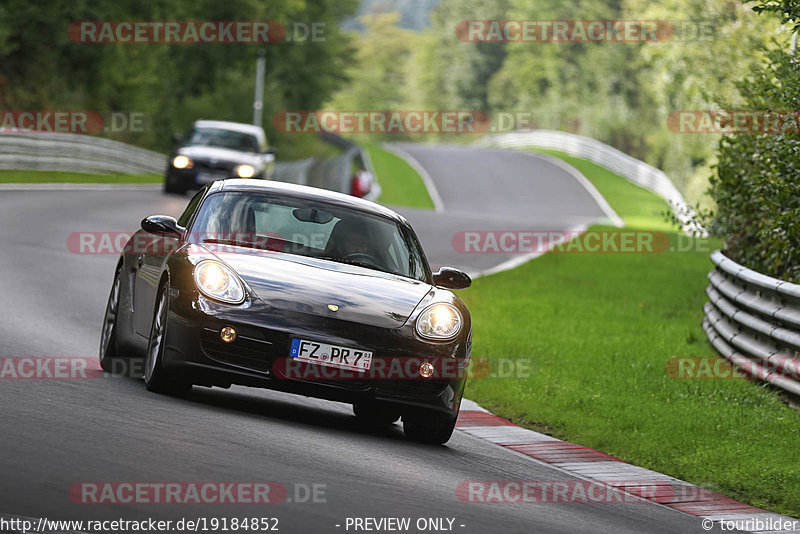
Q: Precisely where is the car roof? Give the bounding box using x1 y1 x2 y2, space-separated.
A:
210 179 407 224
192 120 266 143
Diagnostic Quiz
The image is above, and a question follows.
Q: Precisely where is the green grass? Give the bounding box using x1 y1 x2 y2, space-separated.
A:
461 153 800 517
0 170 161 183
363 144 434 209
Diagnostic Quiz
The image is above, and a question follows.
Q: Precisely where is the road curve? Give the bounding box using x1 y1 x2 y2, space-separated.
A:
387 144 616 276
0 146 718 533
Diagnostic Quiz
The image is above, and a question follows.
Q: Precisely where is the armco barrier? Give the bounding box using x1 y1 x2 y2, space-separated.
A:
303 133 380 201
2 130 380 200
703 250 800 396
477 130 704 235
0 132 166 174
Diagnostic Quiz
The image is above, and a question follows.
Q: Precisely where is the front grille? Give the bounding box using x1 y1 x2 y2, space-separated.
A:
377 379 449 399
279 359 373 391
194 160 234 173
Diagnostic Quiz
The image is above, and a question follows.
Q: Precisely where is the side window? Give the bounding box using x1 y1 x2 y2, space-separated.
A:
177 190 204 227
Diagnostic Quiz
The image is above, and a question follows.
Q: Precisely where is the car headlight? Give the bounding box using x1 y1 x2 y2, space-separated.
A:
235 164 255 178
172 155 192 169
193 260 245 304
416 303 462 340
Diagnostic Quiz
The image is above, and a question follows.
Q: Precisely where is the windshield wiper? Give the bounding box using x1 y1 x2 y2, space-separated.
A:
314 255 396 276
202 238 263 250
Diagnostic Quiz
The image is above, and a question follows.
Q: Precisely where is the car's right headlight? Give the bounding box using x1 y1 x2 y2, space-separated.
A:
193 260 245 304
416 303 462 340
173 155 193 169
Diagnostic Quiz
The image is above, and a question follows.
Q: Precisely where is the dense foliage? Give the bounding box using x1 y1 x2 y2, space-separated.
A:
708 1 800 282
0 0 358 153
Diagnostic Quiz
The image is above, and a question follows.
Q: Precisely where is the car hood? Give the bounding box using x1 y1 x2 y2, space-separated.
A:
177 145 263 167
219 250 433 329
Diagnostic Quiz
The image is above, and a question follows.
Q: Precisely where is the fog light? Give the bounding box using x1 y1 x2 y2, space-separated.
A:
420 362 434 378
220 326 237 343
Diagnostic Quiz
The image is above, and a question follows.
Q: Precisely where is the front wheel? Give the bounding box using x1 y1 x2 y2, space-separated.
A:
144 282 191 396
403 412 457 445
99 268 128 374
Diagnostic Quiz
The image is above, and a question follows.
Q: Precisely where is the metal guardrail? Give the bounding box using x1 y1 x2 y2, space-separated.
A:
274 158 315 186
477 130 704 235
1 130 381 201
703 250 800 396
276 133 380 201
0 132 166 174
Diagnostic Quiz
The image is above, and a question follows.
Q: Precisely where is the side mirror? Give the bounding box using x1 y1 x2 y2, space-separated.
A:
433 267 471 290
141 215 185 238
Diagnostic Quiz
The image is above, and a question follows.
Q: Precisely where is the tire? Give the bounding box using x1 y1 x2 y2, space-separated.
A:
403 413 457 445
144 282 192 396
99 268 129 375
353 402 401 426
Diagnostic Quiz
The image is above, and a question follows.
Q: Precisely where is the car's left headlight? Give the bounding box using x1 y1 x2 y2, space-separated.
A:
172 155 192 169
193 260 245 304
416 303 462 340
235 164 256 178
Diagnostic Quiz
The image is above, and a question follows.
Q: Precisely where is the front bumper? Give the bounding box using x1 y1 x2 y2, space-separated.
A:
165 167 233 191
161 292 468 419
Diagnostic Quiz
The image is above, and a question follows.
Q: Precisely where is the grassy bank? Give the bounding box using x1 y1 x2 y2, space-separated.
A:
0 170 161 184
531 148 676 231
462 151 800 516
363 144 434 209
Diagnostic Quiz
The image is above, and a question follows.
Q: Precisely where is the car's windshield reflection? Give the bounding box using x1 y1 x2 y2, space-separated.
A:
190 191 429 282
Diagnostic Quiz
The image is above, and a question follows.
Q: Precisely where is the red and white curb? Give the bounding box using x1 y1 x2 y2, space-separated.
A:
457 399 799 533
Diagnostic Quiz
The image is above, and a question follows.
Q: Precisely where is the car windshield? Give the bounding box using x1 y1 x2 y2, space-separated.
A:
183 127 259 153
190 191 430 282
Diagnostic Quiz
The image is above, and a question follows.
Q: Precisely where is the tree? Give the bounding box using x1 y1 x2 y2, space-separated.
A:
0 0 358 152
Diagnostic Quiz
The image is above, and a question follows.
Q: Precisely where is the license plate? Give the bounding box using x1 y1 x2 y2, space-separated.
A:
196 171 227 184
290 338 372 372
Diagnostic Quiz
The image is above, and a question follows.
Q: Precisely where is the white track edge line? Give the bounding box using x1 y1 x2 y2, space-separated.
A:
381 144 445 213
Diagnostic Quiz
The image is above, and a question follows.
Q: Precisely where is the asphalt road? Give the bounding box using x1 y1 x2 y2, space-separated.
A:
0 148 723 533
388 144 615 275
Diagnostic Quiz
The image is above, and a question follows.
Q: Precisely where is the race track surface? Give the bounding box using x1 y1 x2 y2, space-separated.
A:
0 147 723 533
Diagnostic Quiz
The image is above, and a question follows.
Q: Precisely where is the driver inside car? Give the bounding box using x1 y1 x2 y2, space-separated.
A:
326 218 374 262
343 234 369 256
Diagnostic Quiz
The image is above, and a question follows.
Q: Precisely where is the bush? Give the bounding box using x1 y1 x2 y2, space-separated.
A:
705 8 800 282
